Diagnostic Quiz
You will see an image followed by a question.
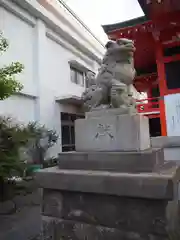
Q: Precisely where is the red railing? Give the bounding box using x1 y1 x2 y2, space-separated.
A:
136 97 160 114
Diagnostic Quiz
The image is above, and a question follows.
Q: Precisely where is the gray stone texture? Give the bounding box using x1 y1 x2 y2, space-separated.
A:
0 182 42 239
38 168 180 240
75 114 150 152
36 157 180 240
0 188 41 215
41 187 180 239
0 183 42 240
151 136 180 148
42 217 167 240
36 166 179 199
58 149 164 173
42 189 168 234
0 205 42 240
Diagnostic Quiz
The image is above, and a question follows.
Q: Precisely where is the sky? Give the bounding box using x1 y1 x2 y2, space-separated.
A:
64 0 144 44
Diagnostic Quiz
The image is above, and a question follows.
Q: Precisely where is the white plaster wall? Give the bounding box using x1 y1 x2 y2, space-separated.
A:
40 30 94 155
47 0 105 55
0 6 37 96
45 36 84 98
0 6 37 125
0 95 36 124
0 0 104 157
16 0 105 59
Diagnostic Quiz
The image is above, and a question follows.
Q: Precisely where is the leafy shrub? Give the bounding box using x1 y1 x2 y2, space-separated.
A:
0 117 31 200
0 32 24 99
25 122 58 165
0 118 58 200
0 117 30 180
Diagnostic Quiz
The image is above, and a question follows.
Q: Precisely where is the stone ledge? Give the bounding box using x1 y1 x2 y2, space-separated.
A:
35 166 180 200
151 136 180 148
58 149 164 173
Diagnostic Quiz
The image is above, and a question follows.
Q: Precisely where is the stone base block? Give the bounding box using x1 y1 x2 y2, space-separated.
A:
75 114 150 151
42 191 168 234
36 162 180 240
36 165 179 199
58 148 164 173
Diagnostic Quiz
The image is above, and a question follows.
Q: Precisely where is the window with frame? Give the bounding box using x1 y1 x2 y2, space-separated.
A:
85 71 96 88
61 112 84 152
163 46 180 57
70 66 84 86
165 60 180 90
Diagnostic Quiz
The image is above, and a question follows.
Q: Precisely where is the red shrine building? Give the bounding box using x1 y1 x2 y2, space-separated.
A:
102 0 180 138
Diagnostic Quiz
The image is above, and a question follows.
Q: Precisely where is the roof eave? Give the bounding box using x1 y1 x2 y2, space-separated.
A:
137 0 149 16
102 16 148 34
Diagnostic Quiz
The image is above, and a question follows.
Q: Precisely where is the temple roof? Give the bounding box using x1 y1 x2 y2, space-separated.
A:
102 16 148 34
101 0 180 92
102 0 180 36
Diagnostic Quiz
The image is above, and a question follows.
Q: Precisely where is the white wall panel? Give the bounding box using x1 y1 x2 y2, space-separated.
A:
0 95 36 124
0 7 36 96
165 93 180 136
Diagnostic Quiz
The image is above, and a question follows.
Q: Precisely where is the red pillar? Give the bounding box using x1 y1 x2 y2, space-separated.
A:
155 42 167 136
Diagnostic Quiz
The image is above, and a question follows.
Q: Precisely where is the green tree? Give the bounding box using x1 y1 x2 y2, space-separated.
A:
0 32 25 200
0 32 24 99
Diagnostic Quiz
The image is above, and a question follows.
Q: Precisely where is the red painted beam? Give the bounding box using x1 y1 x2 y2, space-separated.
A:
138 0 180 19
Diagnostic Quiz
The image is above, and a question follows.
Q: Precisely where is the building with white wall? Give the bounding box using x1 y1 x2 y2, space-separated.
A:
0 0 106 156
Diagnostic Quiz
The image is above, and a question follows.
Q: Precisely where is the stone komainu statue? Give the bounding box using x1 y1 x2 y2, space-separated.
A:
82 38 137 112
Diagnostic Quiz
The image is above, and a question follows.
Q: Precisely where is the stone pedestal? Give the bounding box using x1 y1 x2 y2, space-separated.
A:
36 159 180 240
75 111 150 152
36 110 180 239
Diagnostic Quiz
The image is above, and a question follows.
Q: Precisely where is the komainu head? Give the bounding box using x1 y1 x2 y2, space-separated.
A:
103 38 135 64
